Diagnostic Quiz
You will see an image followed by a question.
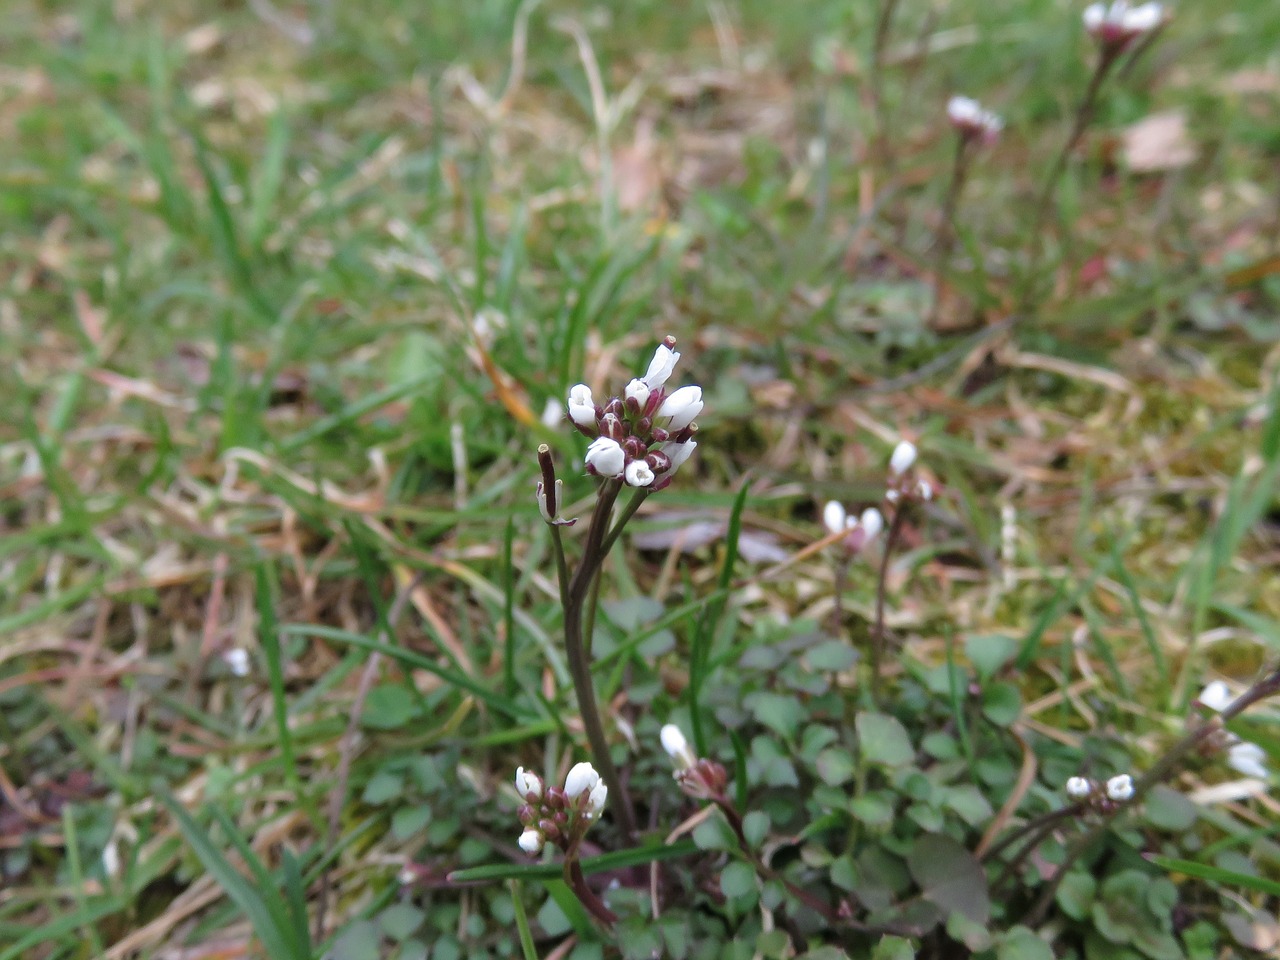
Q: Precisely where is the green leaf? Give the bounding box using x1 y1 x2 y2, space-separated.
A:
361 685 420 730
720 861 757 899
1056 871 1097 921
942 785 993 827
391 805 432 840
742 810 770 849
907 833 990 925
744 692 805 740
807 640 858 671
856 712 915 767
849 792 896 830
965 633 1018 680
379 904 425 941
329 920 381 960
997 927 1055 960
829 855 859 893
816 748 857 786
870 935 917 960
1142 785 1198 831
981 682 1022 727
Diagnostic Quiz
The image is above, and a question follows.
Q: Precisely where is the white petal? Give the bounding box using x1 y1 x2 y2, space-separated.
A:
643 344 680 389
1199 681 1236 713
563 762 600 798
1227 742 1269 780
822 501 847 535
889 440 917 475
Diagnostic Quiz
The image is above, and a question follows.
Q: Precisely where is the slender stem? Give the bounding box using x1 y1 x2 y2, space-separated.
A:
560 479 639 840
928 136 972 326
1024 51 1119 301
582 567 602 659
979 802 1084 864
1024 669 1280 925
832 555 850 640
869 507 906 708
563 851 618 926
549 526 572 621
869 0 900 172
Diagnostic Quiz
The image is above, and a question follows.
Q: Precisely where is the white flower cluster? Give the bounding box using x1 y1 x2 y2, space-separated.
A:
1201 681 1271 780
885 439 933 503
947 95 1004 143
822 501 884 553
1082 2 1165 50
1064 773 1135 802
514 762 608 855
566 338 701 489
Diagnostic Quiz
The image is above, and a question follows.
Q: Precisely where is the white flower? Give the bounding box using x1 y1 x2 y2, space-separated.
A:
657 385 703 432
586 780 608 819
917 480 933 501
541 397 563 428
948 95 982 125
859 508 884 543
518 829 544 854
625 378 651 408
823 501 849 535
102 840 121 879
1066 776 1092 799
564 762 601 799
584 437 625 477
1227 742 1269 780
889 440 917 476
1199 680 1236 713
643 343 681 389
660 724 697 769
1106 774 1135 802
515 766 543 800
535 479 564 523
224 648 250 677
567 384 597 428
663 440 697 474
1083 2 1164 43
625 460 655 487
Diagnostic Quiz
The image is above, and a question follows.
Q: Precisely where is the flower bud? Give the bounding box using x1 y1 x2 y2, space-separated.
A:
657 386 703 432
1065 776 1092 799
624 378 651 409
889 440 917 476
584 437 625 478
947 95 1003 144
643 341 680 389
515 766 543 801
564 762 601 799
822 501 849 535
223 647 251 677
586 781 608 819
663 440 696 474
645 450 672 474
660 724 697 771
1083 2 1164 52
567 384 597 429
625 460 655 487
518 829 543 854
859 508 884 543
1105 774 1134 802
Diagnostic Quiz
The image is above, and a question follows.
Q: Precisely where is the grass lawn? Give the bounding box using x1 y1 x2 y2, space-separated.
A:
3 0 1280 957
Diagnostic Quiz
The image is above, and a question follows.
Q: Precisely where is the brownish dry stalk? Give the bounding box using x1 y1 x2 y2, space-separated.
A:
869 507 907 708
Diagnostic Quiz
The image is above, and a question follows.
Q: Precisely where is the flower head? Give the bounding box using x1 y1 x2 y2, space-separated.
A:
643 341 681 389
660 724 698 770
584 437 626 478
518 828 544 854
1199 680 1236 713
1066 776 1092 799
889 440 918 476
859 508 884 543
1106 774 1135 802
624 378 651 409
1083 2 1165 51
564 762 601 800
625 460 655 487
663 440 697 475
223 648 251 678
823 501 849 535
567 384 597 429
1227 742 1269 780
585 780 608 819
515 766 543 801
947 95 1004 143
657 386 703 432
